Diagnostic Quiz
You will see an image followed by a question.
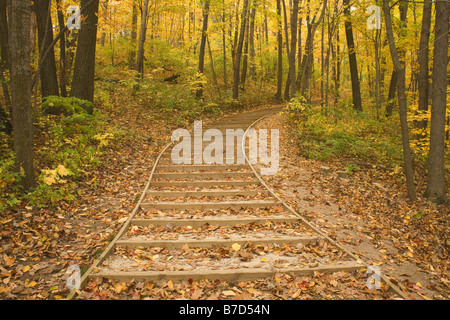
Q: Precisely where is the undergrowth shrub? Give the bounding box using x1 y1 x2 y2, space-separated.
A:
0 97 118 210
286 101 404 167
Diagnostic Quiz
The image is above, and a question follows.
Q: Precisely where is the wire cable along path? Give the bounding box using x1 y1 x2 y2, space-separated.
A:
67 106 409 300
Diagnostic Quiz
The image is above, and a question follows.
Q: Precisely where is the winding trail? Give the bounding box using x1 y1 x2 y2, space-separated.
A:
67 106 408 299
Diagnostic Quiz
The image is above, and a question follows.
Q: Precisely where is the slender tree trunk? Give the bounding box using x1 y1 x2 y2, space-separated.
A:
222 0 228 89
385 70 398 117
296 17 302 91
374 28 381 119
343 0 362 112
71 0 100 102
383 0 416 201
0 3 11 133
207 36 220 97
135 0 149 80
56 0 67 97
35 0 59 98
275 0 283 100
320 8 325 110
232 0 249 99
385 2 408 118
299 13 311 98
241 8 250 85
281 0 291 100
334 21 340 105
263 3 269 44
416 0 432 134
196 0 210 98
9 0 36 191
298 0 327 101
0 0 9 68
289 0 300 98
129 0 138 69
232 0 241 70
248 2 256 80
426 0 449 204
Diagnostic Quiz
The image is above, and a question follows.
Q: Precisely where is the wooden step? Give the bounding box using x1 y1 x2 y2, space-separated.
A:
91 262 363 282
153 172 254 179
140 200 280 211
130 217 299 227
150 180 261 188
157 164 250 172
116 236 319 249
146 190 269 197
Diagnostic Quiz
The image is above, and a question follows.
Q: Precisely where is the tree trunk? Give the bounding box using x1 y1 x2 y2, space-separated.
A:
56 0 67 97
248 2 256 80
320 7 325 110
343 0 362 112
129 0 138 69
382 0 416 201
232 0 241 70
281 0 290 100
334 21 340 106
426 0 448 204
135 0 149 80
263 3 268 43
385 70 397 117
232 0 249 100
241 7 250 85
8 0 36 191
275 0 283 100
207 36 220 97
196 0 210 98
222 0 228 89
71 0 100 103
296 17 302 91
374 29 381 119
289 0 300 98
416 0 432 134
0 0 9 68
35 0 59 98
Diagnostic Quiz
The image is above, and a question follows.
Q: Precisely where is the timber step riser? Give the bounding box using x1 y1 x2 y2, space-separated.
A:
90 263 364 283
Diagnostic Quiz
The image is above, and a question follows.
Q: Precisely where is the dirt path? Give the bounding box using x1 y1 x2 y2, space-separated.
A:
70 106 410 300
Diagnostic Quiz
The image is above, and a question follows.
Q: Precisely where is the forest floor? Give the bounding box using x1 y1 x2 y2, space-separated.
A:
0 104 448 300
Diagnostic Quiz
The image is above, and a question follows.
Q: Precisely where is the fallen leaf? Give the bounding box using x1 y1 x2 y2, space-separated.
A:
115 283 126 294
3 255 14 267
232 243 241 251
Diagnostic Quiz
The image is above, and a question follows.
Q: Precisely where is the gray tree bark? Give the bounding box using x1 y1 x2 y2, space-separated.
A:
135 0 149 79
35 0 59 97
232 0 249 99
383 0 416 201
426 0 449 204
275 0 283 100
416 0 432 135
196 0 210 98
343 0 362 112
71 0 100 102
9 0 36 190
